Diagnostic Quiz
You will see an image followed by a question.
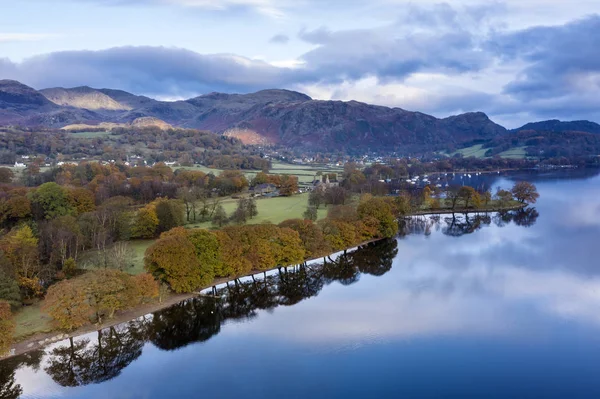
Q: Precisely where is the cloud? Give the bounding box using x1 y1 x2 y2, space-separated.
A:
3 3 600 126
296 4 501 85
477 15 600 124
269 34 290 44
0 46 302 97
491 15 600 99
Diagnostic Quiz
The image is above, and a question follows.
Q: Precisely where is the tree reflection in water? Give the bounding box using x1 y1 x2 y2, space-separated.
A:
0 350 44 399
400 208 538 238
0 211 535 390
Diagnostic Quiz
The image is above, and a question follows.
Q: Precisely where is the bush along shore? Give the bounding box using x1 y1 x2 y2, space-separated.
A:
1 181 540 358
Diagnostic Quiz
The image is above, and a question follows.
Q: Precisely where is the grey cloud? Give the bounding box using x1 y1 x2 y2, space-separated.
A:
269 34 290 44
296 4 504 84
490 15 600 100
299 27 489 84
0 46 301 97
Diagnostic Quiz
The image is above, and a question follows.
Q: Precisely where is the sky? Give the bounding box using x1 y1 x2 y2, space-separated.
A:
1 0 600 127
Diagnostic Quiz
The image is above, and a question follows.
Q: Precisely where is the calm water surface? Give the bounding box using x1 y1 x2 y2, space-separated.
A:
2 169 600 399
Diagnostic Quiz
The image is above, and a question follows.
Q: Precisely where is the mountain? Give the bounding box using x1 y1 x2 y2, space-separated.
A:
0 80 107 127
40 86 132 111
514 119 600 134
0 80 508 149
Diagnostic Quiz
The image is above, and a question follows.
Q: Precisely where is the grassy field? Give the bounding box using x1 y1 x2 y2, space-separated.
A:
13 303 53 340
175 161 344 186
186 193 329 230
497 146 527 159
452 144 488 158
451 144 528 159
128 240 155 275
67 131 113 139
269 161 344 185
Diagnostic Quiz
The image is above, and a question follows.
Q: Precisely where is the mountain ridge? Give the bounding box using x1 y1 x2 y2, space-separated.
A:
514 119 600 134
1 80 597 151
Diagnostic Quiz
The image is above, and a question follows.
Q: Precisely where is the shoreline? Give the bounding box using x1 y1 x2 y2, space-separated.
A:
4 203 526 359
5 238 381 359
411 203 526 216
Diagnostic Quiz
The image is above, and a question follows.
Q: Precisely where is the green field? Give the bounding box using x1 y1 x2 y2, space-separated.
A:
13 303 53 340
269 161 344 185
452 144 488 158
497 146 527 159
128 240 155 275
175 161 344 186
451 144 528 159
67 131 113 138
186 192 328 230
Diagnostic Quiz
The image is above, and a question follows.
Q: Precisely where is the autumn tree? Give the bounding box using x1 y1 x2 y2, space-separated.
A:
394 193 413 216
279 175 299 196
187 229 221 286
422 186 433 208
496 188 514 207
83 269 139 323
68 188 96 215
43 279 91 330
0 189 31 227
145 235 204 293
133 273 160 303
319 219 358 251
0 225 42 298
214 230 251 277
511 181 539 204
272 227 305 266
357 197 398 238
0 167 14 184
0 301 15 355
458 186 480 209
279 219 331 259
328 204 359 222
131 207 159 238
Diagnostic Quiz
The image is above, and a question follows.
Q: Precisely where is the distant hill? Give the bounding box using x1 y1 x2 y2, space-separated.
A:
41 86 132 111
514 119 600 134
0 80 515 150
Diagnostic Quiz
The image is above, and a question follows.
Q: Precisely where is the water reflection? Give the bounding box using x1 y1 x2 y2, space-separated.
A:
0 351 43 399
1 237 399 392
4 170 600 399
399 208 539 237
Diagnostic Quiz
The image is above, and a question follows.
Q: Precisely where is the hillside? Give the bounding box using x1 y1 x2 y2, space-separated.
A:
0 81 508 150
4 81 600 156
514 119 600 134
41 86 132 111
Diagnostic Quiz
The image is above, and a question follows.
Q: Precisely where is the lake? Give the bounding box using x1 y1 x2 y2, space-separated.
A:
2 168 600 399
